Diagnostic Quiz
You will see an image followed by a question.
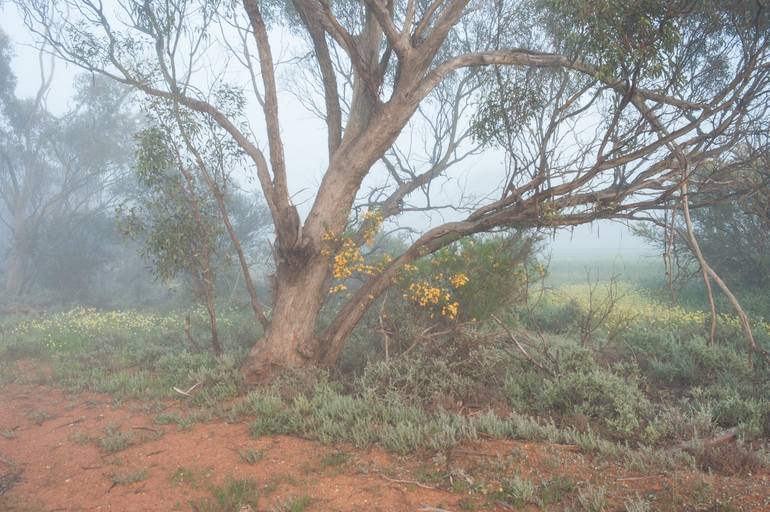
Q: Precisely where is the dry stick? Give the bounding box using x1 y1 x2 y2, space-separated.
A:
173 381 202 397
131 426 159 433
681 182 718 345
375 471 437 490
616 475 664 482
491 314 554 376
452 448 510 457
54 417 84 429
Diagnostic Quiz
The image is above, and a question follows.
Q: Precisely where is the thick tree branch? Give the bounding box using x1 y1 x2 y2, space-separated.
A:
242 0 300 249
293 0 343 156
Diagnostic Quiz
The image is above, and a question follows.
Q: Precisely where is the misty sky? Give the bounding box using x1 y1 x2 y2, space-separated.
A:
0 4 654 263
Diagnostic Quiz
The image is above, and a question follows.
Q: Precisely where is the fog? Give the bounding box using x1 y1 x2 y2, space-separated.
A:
2 3 770 509
0 0 656 314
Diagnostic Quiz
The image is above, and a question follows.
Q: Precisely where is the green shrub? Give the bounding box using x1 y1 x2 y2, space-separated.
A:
494 474 536 507
641 404 716 445
643 335 750 389
355 333 515 408
100 425 133 453
245 391 298 437
692 385 770 438
578 484 608 512
541 366 650 435
504 344 651 436
237 448 264 464
190 477 260 512
357 352 477 406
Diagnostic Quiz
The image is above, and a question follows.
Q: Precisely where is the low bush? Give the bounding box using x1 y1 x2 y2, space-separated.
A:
541 366 650 435
190 477 261 512
503 343 650 437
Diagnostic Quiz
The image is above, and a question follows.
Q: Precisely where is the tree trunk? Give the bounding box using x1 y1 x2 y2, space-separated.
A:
5 222 30 297
241 254 329 383
4 248 26 297
203 284 222 356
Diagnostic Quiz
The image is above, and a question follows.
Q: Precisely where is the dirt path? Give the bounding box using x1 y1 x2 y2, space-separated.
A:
1 384 769 511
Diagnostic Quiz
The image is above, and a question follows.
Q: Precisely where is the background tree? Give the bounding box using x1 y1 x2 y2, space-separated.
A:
636 145 770 315
122 125 224 355
0 30 137 298
691 152 770 289
121 96 273 355
19 0 770 380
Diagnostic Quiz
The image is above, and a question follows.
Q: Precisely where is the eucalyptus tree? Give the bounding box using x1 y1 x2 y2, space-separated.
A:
121 96 271 355
637 145 770 296
19 0 770 379
0 30 137 297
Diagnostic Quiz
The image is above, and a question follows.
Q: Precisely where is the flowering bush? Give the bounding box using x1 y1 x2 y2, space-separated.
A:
397 234 540 322
323 209 387 293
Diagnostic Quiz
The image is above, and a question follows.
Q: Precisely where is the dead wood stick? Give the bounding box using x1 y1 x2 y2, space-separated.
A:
54 418 84 429
376 472 437 490
452 448 505 458
172 381 202 397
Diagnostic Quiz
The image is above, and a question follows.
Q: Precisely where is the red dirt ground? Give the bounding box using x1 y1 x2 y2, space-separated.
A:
1 383 769 511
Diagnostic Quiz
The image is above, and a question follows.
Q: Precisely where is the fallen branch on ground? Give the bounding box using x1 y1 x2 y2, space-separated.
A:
375 471 437 490
172 382 202 397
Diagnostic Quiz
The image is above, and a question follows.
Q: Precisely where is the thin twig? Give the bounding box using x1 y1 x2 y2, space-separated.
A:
54 418 84 429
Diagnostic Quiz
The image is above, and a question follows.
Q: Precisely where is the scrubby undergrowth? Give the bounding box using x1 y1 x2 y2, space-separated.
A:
1 284 768 482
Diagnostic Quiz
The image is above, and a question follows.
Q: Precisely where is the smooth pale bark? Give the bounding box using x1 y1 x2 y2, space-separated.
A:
240 95 424 381
5 215 30 297
241 254 329 382
4 245 26 297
